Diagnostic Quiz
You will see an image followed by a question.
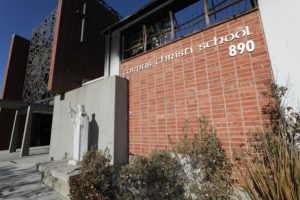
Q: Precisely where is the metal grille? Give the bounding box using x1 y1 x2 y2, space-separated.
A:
22 10 56 104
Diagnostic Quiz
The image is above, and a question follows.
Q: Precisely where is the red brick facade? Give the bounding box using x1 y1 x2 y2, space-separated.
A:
121 10 272 159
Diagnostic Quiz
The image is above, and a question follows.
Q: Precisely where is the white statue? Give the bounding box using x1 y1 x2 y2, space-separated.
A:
68 103 89 165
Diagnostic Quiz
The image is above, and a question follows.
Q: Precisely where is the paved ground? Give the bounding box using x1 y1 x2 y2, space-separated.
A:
0 147 66 200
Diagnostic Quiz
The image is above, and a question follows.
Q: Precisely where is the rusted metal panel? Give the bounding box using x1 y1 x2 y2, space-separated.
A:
1 35 30 100
0 35 30 150
48 0 119 93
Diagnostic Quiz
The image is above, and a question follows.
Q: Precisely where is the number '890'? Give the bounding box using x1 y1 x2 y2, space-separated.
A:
229 40 255 57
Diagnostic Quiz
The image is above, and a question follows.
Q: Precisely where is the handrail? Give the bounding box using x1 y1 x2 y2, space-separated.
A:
34 97 55 105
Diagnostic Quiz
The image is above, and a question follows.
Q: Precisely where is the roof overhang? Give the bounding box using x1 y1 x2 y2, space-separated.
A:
0 99 31 110
0 99 53 114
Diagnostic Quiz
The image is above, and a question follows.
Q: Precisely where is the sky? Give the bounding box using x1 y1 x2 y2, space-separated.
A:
0 0 150 95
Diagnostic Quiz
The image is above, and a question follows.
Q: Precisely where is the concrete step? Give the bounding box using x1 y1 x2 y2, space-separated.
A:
0 145 49 162
37 160 81 199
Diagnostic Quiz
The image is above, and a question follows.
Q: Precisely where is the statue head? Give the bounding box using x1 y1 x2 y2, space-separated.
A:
77 105 86 114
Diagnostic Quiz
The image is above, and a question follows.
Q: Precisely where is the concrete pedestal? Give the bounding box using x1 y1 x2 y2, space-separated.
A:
37 161 81 199
67 160 81 166
50 76 128 165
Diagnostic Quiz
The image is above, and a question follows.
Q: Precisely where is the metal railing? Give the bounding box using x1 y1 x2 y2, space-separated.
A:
121 0 257 60
34 97 55 105
97 0 123 19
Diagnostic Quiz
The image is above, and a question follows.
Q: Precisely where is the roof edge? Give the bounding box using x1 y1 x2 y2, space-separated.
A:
103 0 168 34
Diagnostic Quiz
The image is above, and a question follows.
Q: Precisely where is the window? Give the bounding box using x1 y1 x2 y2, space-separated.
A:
121 0 256 60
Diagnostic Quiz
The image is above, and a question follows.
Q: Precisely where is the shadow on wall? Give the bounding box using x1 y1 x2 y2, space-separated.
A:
88 113 99 150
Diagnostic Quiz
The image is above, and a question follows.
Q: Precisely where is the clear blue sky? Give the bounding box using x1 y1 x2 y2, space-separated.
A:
0 0 150 95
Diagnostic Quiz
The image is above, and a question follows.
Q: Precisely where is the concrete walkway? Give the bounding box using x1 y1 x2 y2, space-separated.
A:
0 147 66 200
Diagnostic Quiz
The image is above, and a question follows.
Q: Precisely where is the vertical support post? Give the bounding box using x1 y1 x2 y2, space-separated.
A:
121 34 125 60
20 106 33 157
211 0 217 21
253 0 258 7
9 110 20 153
204 0 210 26
143 25 147 52
169 11 175 41
104 32 112 77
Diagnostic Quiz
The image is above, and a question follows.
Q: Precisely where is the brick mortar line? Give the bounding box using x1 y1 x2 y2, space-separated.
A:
226 22 249 151
214 27 233 159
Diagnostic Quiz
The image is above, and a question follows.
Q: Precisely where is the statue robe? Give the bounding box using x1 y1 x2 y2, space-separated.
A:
69 106 89 162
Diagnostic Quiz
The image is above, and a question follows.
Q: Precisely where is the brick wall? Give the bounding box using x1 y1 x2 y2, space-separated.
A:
120 10 272 160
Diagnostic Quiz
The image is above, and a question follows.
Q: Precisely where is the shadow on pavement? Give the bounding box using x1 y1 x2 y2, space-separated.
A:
0 153 66 200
